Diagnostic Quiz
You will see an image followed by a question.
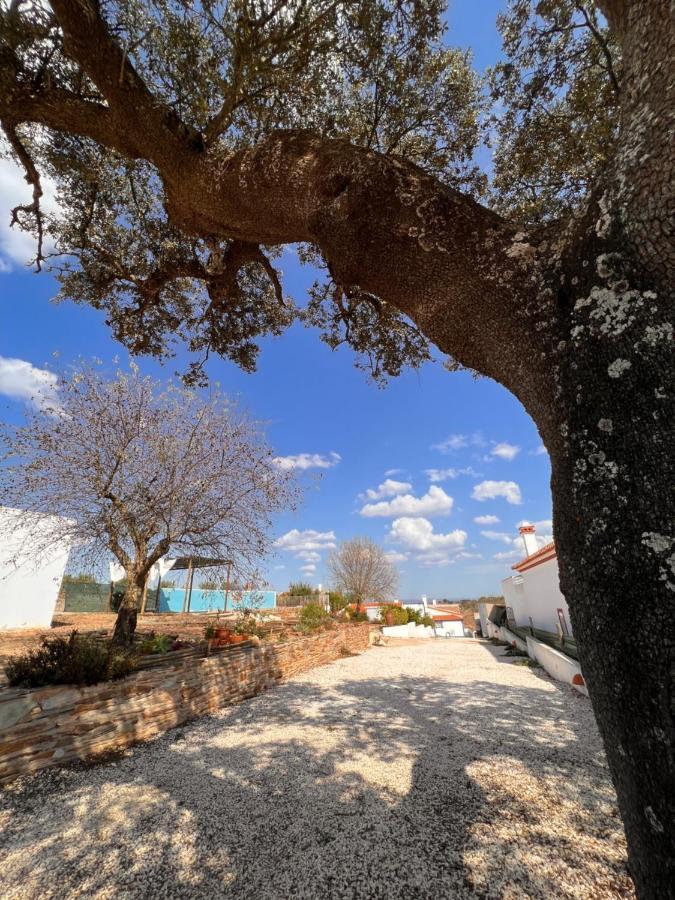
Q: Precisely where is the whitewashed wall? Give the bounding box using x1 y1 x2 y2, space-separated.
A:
0 508 73 629
502 556 572 635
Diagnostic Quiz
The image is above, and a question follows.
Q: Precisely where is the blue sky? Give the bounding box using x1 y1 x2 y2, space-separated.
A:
0 0 553 599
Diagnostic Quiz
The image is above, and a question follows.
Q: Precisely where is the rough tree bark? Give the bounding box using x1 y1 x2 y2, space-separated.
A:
1 0 673 893
111 578 141 646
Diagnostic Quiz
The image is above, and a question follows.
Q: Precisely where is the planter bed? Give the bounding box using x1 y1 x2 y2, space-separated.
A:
0 623 370 783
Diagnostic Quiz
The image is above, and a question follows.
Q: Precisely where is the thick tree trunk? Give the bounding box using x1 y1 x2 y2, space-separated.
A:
539 209 674 895
111 580 141 645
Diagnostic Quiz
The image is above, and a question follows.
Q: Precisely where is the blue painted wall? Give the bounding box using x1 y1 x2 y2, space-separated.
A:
157 588 276 613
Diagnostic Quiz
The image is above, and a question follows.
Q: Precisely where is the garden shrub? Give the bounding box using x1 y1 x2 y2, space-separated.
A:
299 602 331 631
5 631 137 688
379 605 408 626
349 610 369 623
329 591 349 613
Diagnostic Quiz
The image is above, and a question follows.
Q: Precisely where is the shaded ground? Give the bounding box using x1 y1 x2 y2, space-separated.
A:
0 640 633 899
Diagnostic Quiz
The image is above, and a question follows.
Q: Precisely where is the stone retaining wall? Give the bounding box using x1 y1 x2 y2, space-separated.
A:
0 623 370 784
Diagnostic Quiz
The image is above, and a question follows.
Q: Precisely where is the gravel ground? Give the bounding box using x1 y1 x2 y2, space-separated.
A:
0 639 633 899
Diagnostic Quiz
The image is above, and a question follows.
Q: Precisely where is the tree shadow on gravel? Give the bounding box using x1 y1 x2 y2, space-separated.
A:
0 651 634 899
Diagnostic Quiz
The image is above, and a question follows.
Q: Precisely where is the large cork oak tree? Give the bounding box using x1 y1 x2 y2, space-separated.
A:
1 1 672 893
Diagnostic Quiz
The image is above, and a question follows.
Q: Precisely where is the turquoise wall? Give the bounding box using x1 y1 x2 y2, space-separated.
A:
158 588 276 613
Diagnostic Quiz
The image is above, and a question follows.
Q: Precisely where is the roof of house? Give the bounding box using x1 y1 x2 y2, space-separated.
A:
512 541 556 573
431 613 464 622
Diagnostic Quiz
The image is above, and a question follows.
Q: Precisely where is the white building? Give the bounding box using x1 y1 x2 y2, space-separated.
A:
501 525 572 636
0 507 73 629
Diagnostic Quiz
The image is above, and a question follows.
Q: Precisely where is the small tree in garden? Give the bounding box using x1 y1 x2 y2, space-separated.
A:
0 364 296 643
328 537 398 607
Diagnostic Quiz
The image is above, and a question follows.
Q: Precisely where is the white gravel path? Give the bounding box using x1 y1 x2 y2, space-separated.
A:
0 639 633 899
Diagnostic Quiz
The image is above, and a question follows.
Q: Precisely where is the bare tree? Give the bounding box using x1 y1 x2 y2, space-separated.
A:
0 0 673 887
0 365 296 643
328 537 398 607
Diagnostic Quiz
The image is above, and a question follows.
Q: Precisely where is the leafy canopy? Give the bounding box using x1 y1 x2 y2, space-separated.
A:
2 0 619 377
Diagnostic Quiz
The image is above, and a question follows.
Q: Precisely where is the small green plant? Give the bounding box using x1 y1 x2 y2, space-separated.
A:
419 614 435 627
152 634 172 653
234 615 264 637
512 657 541 667
204 623 217 640
299 602 331 632
5 631 137 688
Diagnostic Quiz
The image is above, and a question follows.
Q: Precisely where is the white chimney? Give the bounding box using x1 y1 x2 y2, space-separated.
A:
519 524 538 557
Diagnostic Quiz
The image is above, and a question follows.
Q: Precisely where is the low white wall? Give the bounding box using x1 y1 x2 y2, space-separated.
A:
498 625 528 653
382 622 434 639
0 508 72 629
526 635 588 696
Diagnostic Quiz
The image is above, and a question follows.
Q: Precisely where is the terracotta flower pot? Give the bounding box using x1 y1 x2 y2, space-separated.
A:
215 627 232 642
230 634 245 644
385 611 395 627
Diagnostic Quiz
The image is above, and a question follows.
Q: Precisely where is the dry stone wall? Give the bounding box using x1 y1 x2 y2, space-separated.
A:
0 624 369 784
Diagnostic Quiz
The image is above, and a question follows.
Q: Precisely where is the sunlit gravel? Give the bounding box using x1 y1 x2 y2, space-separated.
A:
0 639 634 899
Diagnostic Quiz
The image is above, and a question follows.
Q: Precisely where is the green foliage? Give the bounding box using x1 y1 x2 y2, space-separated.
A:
139 634 172 654
419 614 435 628
204 623 217 640
299 602 331 632
349 610 369 623
234 615 264 637
2 0 483 384
5 632 137 688
288 582 317 597
489 0 620 223
379 605 409 626
329 591 350 613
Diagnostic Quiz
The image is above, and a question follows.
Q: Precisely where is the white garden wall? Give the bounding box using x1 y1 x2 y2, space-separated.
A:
0 508 72 629
526 635 588 696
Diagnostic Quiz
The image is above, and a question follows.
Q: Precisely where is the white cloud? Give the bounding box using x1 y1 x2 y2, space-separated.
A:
416 551 456 568
480 530 514 544
0 356 60 411
384 468 403 477
457 551 482 560
389 516 467 552
431 433 485 453
299 564 316 574
491 442 520 461
474 514 500 525
296 550 321 562
360 485 454 518
472 480 522 505
530 444 548 456
425 466 480 482
274 529 336 552
272 451 341 471
384 550 408 564
0 154 59 270
493 549 521 561
361 478 412 501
